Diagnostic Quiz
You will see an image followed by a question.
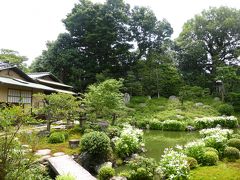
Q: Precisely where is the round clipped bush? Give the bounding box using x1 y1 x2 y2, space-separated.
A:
162 120 186 131
227 138 240 150
224 147 240 161
48 132 65 144
149 119 162 130
204 147 219 156
186 157 198 169
98 166 115 180
218 104 234 116
80 131 110 156
56 174 75 180
202 151 218 166
231 134 240 139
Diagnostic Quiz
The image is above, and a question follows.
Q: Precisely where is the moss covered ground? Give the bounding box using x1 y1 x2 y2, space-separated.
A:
190 160 240 180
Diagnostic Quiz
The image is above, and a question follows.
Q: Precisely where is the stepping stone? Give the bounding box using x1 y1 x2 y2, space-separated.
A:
53 152 65 157
35 149 51 156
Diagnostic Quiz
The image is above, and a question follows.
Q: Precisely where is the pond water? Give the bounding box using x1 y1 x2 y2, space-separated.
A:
144 130 200 160
116 130 200 173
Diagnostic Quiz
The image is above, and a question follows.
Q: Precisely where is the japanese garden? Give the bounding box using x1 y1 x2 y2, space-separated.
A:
1 0 240 180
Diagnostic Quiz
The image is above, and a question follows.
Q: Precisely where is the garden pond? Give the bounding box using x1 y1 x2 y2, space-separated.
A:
144 130 200 160
116 130 200 173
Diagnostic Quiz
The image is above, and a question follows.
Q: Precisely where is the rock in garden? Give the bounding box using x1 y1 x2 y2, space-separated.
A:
35 149 51 156
195 102 203 107
169 95 178 100
52 125 66 130
110 176 127 180
131 153 139 159
214 97 220 101
186 126 195 131
22 144 30 149
101 162 113 168
139 103 146 107
123 93 131 104
53 152 65 157
176 115 184 119
98 121 109 130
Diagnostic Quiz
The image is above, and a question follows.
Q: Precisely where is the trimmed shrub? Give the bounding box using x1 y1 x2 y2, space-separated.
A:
127 156 158 180
98 166 115 180
202 151 218 166
195 116 238 129
48 132 65 144
204 147 219 156
224 147 240 161
227 138 240 150
231 134 240 139
149 119 162 130
218 104 234 116
162 120 186 131
135 119 148 129
80 131 111 156
186 157 198 169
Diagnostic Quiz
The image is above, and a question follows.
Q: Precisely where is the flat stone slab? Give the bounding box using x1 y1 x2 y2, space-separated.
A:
35 149 51 156
53 152 65 157
48 155 96 180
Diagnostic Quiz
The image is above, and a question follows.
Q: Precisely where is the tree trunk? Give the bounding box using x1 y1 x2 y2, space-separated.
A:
46 113 51 132
111 113 117 125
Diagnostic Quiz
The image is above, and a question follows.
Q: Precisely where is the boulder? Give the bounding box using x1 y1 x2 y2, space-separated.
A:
123 93 131 104
214 97 220 101
110 177 127 180
195 102 204 107
186 126 195 131
169 95 178 100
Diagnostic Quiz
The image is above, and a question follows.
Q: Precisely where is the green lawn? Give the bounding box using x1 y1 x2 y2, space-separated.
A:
36 133 81 155
190 160 240 180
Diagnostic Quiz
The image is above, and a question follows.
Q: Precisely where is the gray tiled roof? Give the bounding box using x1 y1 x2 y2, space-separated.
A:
0 62 11 70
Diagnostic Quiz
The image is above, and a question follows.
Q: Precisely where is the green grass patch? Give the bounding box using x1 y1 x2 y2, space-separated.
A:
36 133 81 154
190 160 240 180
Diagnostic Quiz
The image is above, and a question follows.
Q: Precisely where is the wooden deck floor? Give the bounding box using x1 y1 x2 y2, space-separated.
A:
48 155 96 180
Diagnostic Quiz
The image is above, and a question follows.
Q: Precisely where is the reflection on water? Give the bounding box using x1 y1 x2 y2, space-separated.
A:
144 130 200 160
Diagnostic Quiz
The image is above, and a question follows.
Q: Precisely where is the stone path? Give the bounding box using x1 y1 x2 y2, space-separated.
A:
48 155 96 180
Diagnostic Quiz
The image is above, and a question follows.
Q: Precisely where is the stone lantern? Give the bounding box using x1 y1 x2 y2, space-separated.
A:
216 80 225 101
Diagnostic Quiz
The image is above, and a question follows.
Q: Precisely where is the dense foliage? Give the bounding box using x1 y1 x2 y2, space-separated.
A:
84 79 125 124
113 124 143 159
158 148 190 180
34 93 80 132
98 166 115 180
80 131 110 156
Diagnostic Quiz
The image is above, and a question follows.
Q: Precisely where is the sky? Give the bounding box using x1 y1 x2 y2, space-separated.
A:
0 0 239 65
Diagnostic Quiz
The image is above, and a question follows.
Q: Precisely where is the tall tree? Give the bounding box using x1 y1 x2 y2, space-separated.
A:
176 6 240 89
31 0 173 91
0 49 28 72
